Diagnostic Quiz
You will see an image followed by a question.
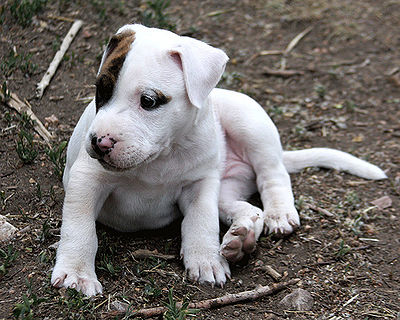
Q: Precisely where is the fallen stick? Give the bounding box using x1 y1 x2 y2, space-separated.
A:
307 204 335 217
280 26 313 71
36 19 83 99
245 50 283 65
254 265 282 281
109 278 300 318
131 249 176 260
284 26 313 55
263 67 304 77
1 91 53 144
47 15 76 23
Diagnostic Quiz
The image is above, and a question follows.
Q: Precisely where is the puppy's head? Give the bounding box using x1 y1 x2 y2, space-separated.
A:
86 24 228 171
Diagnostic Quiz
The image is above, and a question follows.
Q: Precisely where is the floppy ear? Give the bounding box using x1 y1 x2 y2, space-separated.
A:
170 37 228 109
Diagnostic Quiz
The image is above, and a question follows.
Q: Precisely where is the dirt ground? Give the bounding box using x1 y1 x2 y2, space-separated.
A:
0 0 399 319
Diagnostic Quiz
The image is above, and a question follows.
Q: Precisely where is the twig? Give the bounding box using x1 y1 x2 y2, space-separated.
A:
205 9 235 17
284 26 313 55
16 226 31 236
254 265 282 281
131 249 176 260
260 50 284 56
263 67 304 77
246 50 283 65
280 26 313 70
247 26 312 67
341 293 359 309
108 278 300 317
1 91 53 144
307 204 335 217
36 20 83 99
47 15 76 23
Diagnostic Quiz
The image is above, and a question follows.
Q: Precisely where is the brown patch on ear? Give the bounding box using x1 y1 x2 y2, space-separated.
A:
95 30 135 111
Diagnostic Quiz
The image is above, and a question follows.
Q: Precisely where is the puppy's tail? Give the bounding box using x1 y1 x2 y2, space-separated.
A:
283 148 387 180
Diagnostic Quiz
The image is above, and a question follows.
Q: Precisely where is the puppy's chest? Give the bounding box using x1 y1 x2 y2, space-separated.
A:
98 180 183 231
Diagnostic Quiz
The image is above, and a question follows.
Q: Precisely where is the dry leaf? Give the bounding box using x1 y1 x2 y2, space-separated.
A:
45 114 59 125
352 134 364 142
371 196 392 210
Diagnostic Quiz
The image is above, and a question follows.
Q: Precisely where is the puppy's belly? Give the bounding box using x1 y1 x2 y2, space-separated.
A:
97 186 181 232
223 134 255 181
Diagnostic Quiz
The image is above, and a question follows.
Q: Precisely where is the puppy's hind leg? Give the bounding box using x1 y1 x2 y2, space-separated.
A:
219 176 264 262
216 89 300 236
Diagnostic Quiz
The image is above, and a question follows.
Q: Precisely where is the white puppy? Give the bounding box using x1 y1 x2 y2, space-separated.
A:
51 24 386 296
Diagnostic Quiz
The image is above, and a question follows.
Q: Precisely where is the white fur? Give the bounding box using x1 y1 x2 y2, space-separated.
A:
52 24 386 296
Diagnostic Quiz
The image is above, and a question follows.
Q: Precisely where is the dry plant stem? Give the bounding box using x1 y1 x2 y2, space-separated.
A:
1 91 53 144
131 249 176 260
307 204 335 217
36 20 83 99
114 278 300 318
47 15 76 23
263 67 304 77
284 26 313 55
256 265 282 281
280 26 313 70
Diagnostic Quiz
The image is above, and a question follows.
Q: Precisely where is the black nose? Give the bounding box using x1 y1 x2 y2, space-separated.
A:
91 135 98 147
90 135 104 157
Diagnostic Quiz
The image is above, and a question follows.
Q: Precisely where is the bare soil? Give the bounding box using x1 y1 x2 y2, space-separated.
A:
0 1 399 319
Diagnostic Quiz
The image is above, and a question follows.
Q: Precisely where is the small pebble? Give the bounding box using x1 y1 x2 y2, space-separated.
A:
279 288 314 311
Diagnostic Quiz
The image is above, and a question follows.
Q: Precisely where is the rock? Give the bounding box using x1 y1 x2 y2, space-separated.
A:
111 300 129 312
279 288 314 311
49 241 59 250
0 215 17 242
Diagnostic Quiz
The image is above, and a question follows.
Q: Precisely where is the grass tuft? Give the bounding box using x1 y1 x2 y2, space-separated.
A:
45 141 67 181
13 279 45 319
16 130 38 164
9 0 48 27
163 288 198 320
141 0 175 31
1 49 37 78
0 245 18 276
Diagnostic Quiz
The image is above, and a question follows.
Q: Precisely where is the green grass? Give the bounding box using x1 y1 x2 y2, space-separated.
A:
0 49 37 78
163 288 198 320
314 83 326 99
1 81 11 103
143 278 162 299
16 130 38 164
45 141 67 181
0 245 18 276
9 0 48 27
58 288 96 319
141 0 176 31
335 239 351 258
13 279 45 319
98 254 121 276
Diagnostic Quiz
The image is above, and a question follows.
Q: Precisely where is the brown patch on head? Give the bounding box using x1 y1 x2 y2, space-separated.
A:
154 89 172 105
95 30 135 111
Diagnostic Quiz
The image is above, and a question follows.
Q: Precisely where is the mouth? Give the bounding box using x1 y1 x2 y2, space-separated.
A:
97 152 158 172
97 159 126 172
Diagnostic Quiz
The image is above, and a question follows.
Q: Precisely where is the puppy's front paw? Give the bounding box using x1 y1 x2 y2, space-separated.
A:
181 246 230 287
51 263 102 297
264 205 300 236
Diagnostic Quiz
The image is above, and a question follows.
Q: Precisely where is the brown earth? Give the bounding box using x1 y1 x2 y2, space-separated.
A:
0 0 399 319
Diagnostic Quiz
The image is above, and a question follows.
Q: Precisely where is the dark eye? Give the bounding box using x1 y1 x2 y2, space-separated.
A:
140 95 157 110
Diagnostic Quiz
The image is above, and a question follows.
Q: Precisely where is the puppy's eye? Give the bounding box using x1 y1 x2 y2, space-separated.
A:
140 95 157 110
